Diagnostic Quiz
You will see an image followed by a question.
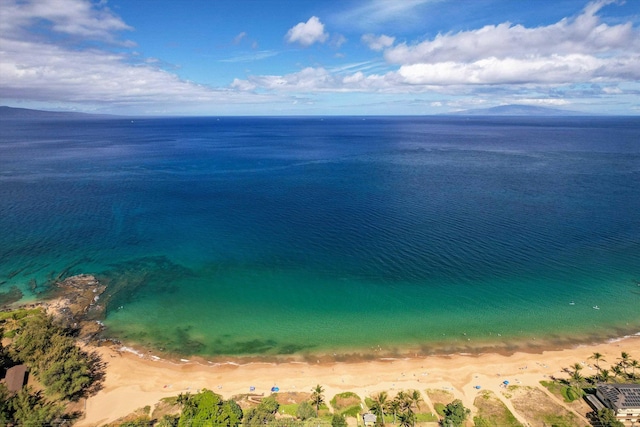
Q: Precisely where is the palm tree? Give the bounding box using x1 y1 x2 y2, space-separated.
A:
618 352 631 376
408 390 422 412
310 384 325 412
571 362 583 373
589 352 605 374
395 391 410 410
611 364 624 380
393 391 416 427
386 397 400 424
397 410 415 427
599 369 611 384
370 392 388 426
570 370 584 388
630 360 640 380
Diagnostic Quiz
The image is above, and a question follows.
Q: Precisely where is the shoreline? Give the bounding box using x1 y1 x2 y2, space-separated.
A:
6 279 640 425
26 274 639 365
78 334 640 426
96 325 640 366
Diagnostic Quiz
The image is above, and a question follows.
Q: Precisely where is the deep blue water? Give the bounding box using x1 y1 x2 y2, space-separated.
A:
1 116 639 356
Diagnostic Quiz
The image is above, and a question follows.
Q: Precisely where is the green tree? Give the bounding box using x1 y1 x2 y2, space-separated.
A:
569 370 584 388
156 414 179 427
119 417 152 427
297 401 317 420
310 384 325 411
369 391 388 426
408 390 422 411
9 313 98 400
386 396 400 424
589 352 605 374
611 364 624 380
244 396 279 427
618 352 630 376
39 339 92 399
332 413 348 427
594 408 624 427
629 359 639 380
390 391 416 427
441 400 470 427
0 384 13 426
397 409 415 427
177 389 242 427
7 386 66 426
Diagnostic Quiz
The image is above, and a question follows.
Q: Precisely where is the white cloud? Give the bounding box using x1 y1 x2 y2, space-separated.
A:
397 54 640 85
219 50 279 63
233 31 247 45
0 0 283 112
0 0 133 44
236 0 639 99
384 0 636 65
375 0 640 87
334 0 438 30
232 66 402 93
285 16 328 46
330 34 348 48
362 34 395 51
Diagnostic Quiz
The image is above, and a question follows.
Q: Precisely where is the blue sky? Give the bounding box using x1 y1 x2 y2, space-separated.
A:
1 0 639 115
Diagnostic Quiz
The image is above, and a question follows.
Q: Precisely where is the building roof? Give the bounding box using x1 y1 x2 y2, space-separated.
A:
363 413 377 423
5 364 27 392
597 383 640 410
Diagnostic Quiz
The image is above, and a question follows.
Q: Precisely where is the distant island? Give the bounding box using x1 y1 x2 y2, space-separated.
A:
451 104 585 116
0 105 116 120
1 104 593 119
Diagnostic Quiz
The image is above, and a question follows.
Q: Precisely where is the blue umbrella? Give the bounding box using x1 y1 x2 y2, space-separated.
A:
503 380 509 385
271 386 280 392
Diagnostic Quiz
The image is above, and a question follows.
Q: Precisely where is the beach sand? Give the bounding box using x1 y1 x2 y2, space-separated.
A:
76 334 640 426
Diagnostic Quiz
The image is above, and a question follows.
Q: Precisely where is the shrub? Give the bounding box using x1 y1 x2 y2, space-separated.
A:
434 402 446 416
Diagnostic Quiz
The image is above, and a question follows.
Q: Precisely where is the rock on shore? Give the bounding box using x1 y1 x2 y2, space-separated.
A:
46 274 107 339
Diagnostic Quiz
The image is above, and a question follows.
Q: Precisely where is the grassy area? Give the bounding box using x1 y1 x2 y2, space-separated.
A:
280 403 299 417
424 389 455 407
415 412 439 422
0 307 45 337
539 380 584 403
506 385 581 427
331 391 362 418
473 390 523 427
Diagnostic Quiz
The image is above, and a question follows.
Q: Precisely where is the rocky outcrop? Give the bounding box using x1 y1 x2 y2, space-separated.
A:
46 274 107 339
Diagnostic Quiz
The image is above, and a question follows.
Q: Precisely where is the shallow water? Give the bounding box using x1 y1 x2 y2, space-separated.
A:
1 116 639 355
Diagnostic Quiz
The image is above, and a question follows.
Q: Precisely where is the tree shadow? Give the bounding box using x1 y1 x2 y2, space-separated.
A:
79 349 107 399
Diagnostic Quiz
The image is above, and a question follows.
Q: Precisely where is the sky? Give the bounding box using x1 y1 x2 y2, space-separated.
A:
0 0 639 116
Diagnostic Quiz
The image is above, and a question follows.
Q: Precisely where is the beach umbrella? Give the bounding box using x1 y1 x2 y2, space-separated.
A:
474 385 481 389
271 386 280 392
503 380 509 385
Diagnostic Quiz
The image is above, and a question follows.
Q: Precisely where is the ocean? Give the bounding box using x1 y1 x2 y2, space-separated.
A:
1 115 639 357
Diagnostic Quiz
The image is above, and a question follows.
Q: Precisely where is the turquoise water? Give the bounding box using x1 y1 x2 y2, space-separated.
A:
1 116 639 356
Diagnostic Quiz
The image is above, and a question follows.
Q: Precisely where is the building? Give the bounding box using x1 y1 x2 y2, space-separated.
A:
4 364 28 392
595 383 640 424
362 413 377 426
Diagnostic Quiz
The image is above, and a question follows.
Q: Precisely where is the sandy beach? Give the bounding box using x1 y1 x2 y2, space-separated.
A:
76 334 640 426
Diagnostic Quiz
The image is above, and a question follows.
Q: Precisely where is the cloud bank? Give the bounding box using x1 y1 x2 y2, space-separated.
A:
0 0 280 112
236 0 639 99
0 0 637 114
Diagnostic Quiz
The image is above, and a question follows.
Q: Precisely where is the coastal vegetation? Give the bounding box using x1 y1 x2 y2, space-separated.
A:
104 387 458 427
2 303 638 427
0 308 105 424
472 391 522 427
547 351 640 398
